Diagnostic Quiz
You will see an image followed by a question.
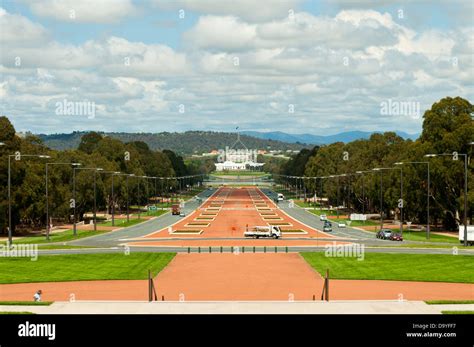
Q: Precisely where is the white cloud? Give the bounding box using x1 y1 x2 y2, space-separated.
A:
152 0 303 22
0 7 49 45
21 0 136 23
1 7 472 135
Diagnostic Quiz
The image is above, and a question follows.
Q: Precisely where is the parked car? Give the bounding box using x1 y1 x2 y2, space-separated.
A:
323 221 332 232
390 233 403 241
320 214 327 221
378 229 392 240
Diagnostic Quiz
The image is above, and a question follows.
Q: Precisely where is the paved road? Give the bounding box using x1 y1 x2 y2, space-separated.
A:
69 188 217 248
34 187 473 256
260 188 469 249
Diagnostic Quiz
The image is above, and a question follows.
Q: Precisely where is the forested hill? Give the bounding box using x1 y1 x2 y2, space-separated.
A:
37 131 309 154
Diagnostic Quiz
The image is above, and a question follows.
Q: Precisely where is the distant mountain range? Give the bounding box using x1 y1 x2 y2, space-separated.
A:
241 130 419 144
36 130 419 155
36 131 309 154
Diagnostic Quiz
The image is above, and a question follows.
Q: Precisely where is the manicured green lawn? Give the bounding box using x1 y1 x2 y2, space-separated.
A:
294 201 320 208
0 311 35 314
37 245 95 250
308 209 344 217
211 171 268 176
0 301 53 306
0 253 176 284
402 231 459 244
426 300 474 305
365 228 460 244
99 218 145 227
373 243 471 250
330 218 379 227
301 252 474 283
442 311 474 314
9 229 109 245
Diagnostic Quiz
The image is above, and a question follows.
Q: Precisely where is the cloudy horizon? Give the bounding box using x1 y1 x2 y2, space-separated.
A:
1 0 472 135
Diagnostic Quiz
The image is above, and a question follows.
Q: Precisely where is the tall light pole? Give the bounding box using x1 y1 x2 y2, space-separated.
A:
72 167 103 234
8 153 50 245
373 167 403 233
45 162 81 240
372 168 384 230
126 174 135 222
137 175 148 219
97 171 121 226
426 153 468 246
355 170 373 216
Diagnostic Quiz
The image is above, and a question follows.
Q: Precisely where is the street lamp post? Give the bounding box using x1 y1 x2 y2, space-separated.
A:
372 169 384 230
373 167 403 233
426 153 468 246
395 161 430 239
8 153 50 245
355 171 373 215
45 162 81 240
72 167 103 234
97 171 121 227
126 174 135 222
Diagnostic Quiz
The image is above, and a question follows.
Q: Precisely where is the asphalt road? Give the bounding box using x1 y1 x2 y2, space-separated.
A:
35 186 473 256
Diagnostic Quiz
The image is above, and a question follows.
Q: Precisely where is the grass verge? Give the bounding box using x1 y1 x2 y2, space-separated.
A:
0 253 175 284
8 229 109 245
425 300 474 305
301 252 474 283
0 301 53 306
442 311 474 314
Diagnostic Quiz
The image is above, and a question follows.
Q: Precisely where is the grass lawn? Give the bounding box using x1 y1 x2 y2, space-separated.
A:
442 311 474 314
301 252 474 283
37 245 96 250
8 229 109 245
402 231 459 243
211 171 268 176
0 312 35 314
0 301 53 306
0 253 175 284
330 218 379 227
99 218 143 227
308 209 342 217
365 228 460 244
371 244 471 250
426 300 474 305
294 201 320 208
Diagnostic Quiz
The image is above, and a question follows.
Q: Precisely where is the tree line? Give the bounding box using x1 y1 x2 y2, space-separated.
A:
273 97 474 230
0 117 204 235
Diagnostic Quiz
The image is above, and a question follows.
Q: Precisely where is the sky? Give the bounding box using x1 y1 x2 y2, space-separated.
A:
0 0 472 135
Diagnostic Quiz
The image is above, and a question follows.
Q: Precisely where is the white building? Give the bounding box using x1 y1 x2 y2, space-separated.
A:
215 132 264 171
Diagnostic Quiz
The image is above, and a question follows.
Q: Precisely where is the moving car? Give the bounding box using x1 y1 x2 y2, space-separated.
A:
319 214 327 221
389 233 403 241
277 193 284 201
323 221 332 232
376 229 392 240
337 222 346 228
